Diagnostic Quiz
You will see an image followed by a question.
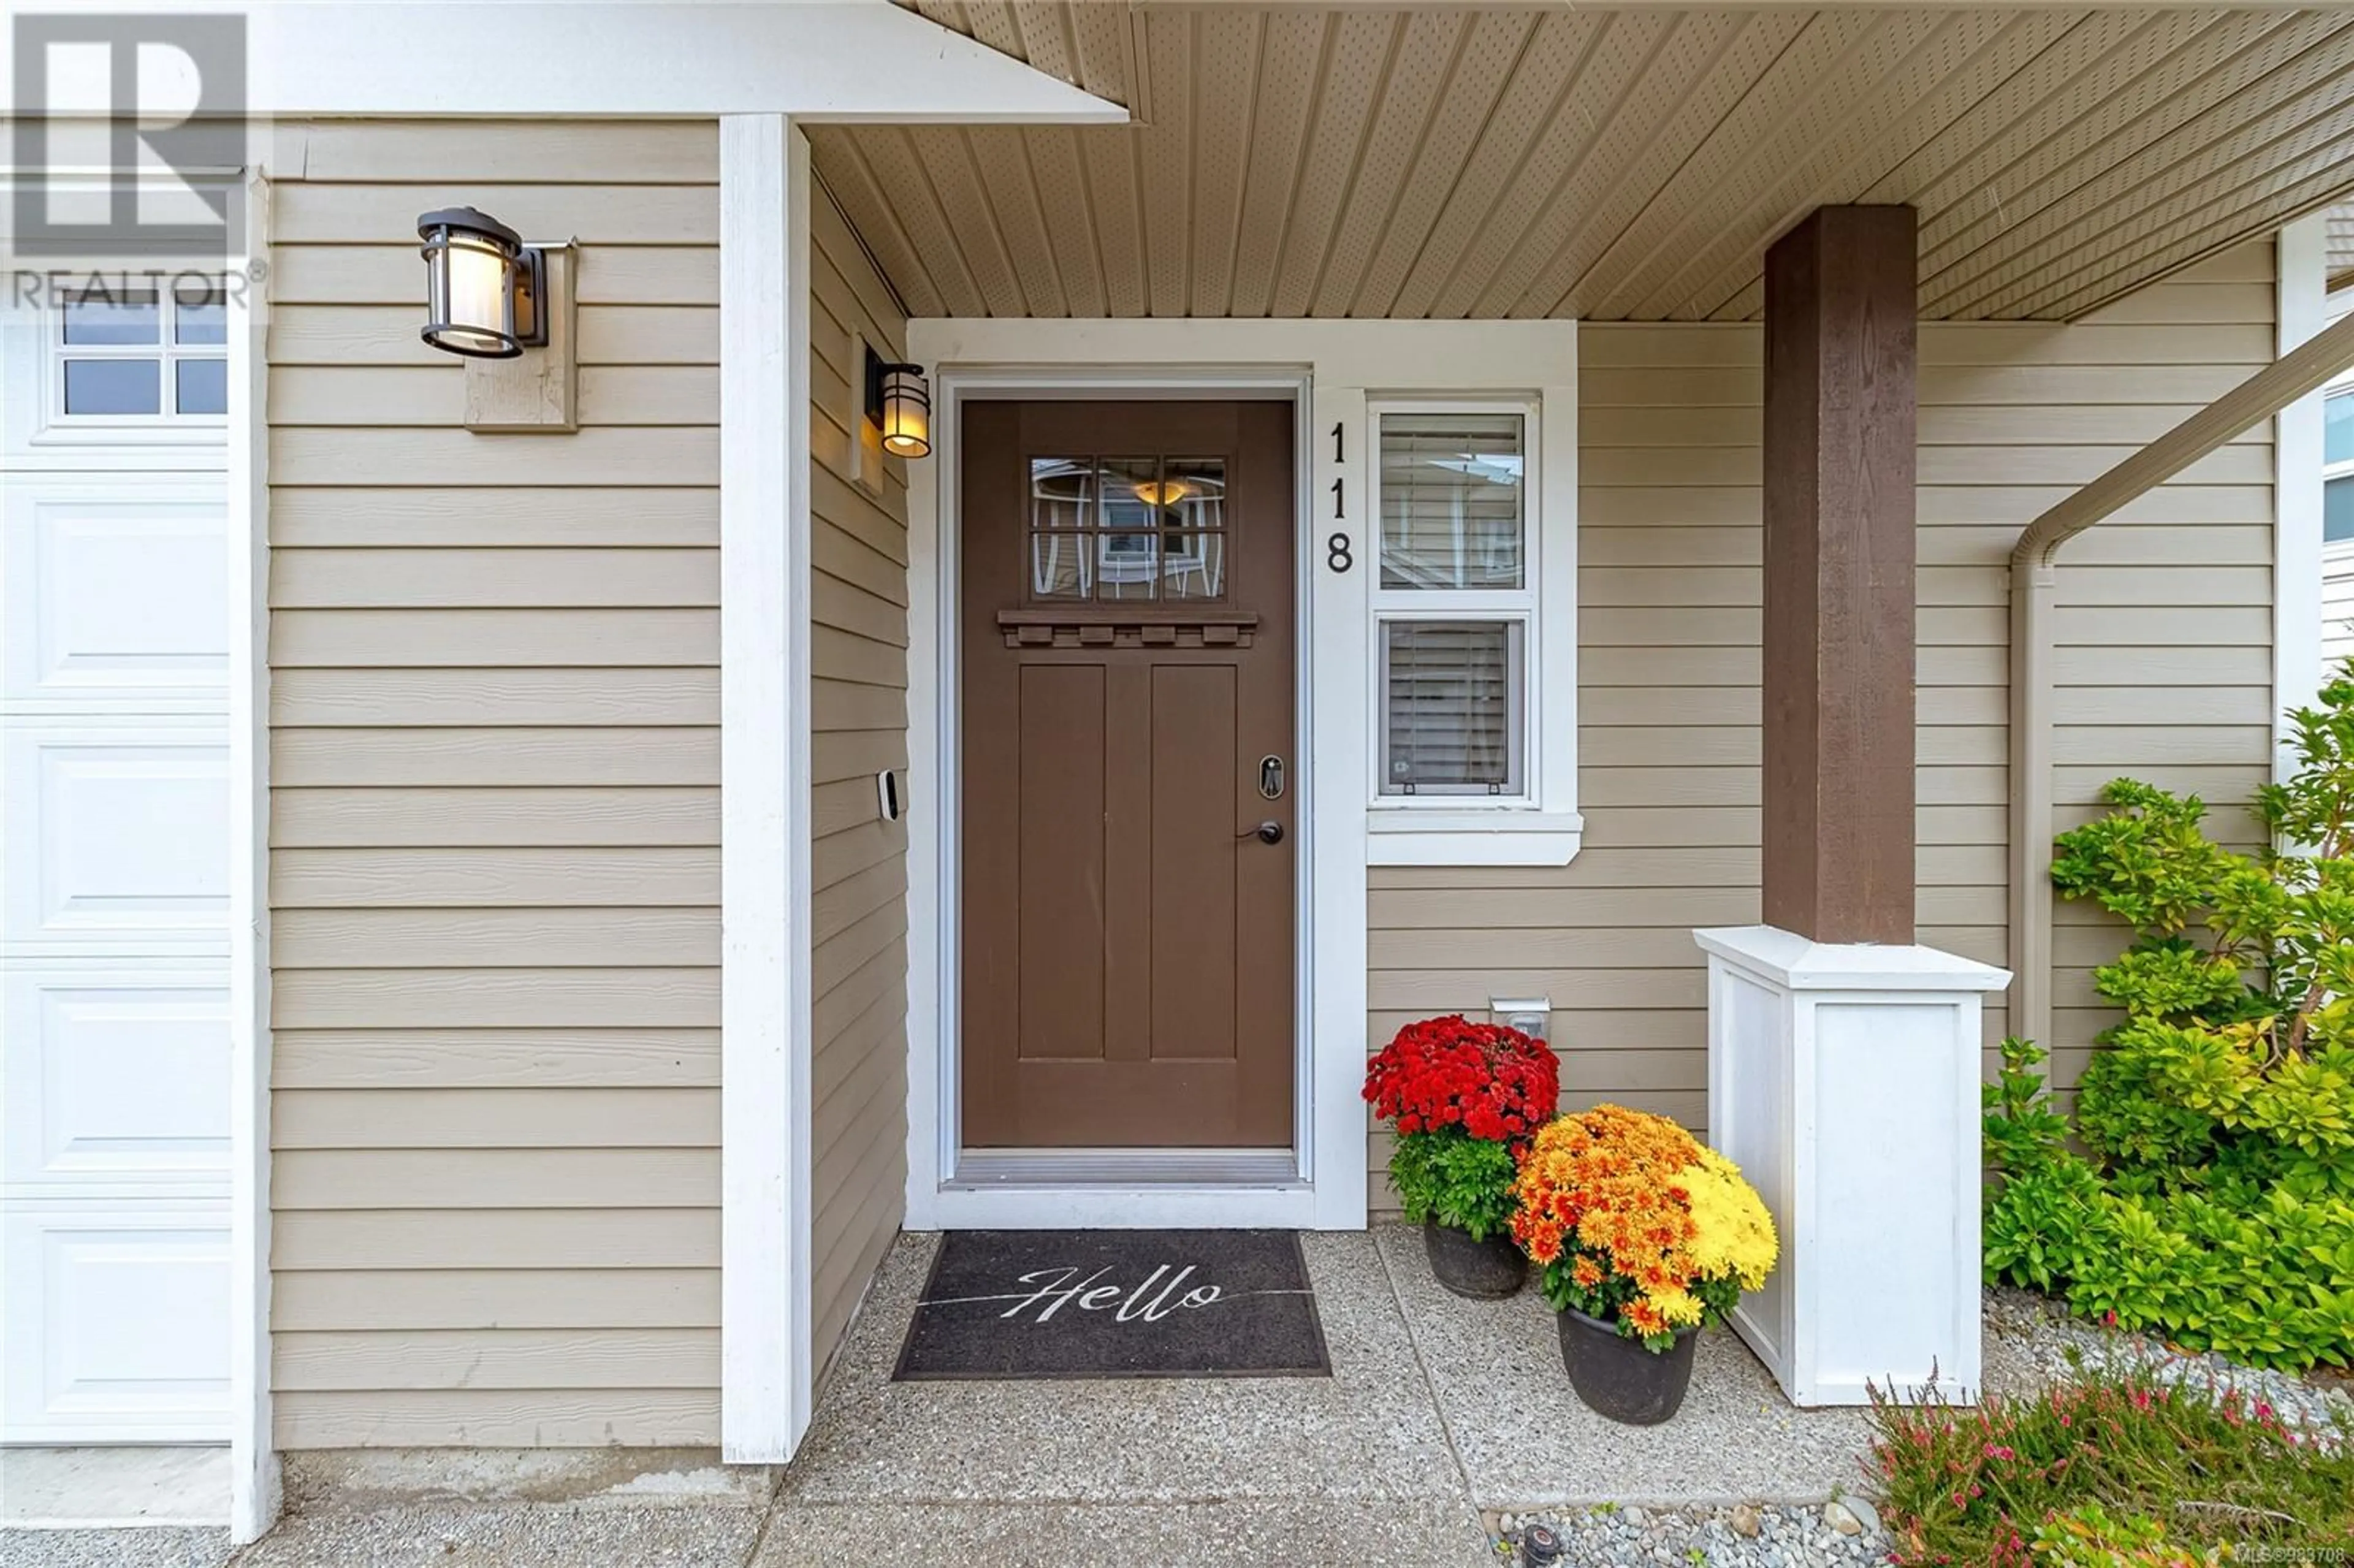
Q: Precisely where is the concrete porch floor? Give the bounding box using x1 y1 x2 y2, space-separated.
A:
3 1226 1875 1567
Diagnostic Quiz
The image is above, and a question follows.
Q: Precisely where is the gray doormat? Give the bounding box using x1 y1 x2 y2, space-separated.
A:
892 1230 1331 1380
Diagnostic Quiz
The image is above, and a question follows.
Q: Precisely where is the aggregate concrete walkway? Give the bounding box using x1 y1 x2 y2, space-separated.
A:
1 1227 1874 1568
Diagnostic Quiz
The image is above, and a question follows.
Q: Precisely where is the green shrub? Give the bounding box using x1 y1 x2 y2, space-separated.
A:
1867 1363 2354 1567
1982 662 2354 1370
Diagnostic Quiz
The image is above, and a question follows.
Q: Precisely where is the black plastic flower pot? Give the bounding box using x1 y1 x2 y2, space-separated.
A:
1421 1220 1526 1299
1555 1305 1699 1425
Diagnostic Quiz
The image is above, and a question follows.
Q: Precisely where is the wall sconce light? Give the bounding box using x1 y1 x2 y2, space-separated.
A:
417 205 547 359
864 346 932 459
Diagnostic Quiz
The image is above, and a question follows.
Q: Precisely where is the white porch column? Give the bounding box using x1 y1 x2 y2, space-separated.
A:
719 113 813 1461
1696 928 2008 1406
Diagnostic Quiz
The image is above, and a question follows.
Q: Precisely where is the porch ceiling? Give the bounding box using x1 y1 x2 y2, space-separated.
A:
817 5 2354 321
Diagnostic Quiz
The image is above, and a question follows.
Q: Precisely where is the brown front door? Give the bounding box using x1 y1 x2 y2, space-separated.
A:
961 400 1296 1149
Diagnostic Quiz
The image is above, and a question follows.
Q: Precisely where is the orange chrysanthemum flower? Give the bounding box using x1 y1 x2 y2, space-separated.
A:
1509 1104 1779 1349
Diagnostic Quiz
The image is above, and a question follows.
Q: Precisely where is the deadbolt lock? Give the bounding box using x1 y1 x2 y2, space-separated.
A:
1258 755 1286 801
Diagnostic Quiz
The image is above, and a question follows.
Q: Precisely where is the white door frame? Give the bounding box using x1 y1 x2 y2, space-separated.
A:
900 318 1579 1233
904 363 1337 1230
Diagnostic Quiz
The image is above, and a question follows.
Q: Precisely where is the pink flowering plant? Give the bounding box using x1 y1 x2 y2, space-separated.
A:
1867 1361 2352 1566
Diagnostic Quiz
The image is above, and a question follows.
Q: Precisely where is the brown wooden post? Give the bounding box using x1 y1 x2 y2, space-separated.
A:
1761 205 1918 945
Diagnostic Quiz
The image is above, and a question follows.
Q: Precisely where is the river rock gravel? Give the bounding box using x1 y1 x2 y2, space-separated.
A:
1485 1502 1889 1567
1983 1284 2353 1443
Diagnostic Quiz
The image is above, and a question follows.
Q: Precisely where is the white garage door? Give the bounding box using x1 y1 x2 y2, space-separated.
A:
2 281 232 1442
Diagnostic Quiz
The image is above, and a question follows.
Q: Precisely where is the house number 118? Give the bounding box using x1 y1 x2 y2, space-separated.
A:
1328 422 1352 572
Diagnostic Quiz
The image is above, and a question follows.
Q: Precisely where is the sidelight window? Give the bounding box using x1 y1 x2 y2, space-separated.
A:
1371 407 1536 801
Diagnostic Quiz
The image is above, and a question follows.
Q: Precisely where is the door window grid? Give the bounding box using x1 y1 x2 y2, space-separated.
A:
1027 455 1227 603
1369 404 1537 802
51 282 229 424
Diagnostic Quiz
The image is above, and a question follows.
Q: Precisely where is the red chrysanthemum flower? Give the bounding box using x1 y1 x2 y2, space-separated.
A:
1361 1015 1560 1155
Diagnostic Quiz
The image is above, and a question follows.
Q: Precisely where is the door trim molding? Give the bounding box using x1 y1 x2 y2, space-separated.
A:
903 319 1578 1231
905 362 1333 1230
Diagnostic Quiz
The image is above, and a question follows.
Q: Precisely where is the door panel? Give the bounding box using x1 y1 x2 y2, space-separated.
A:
1 327 230 1441
961 401 1295 1149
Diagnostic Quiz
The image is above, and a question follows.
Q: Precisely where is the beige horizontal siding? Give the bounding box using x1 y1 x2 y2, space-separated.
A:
807 185 911 1373
265 120 720 1448
271 1032 715 1090
273 1392 717 1449
1368 245 2277 1193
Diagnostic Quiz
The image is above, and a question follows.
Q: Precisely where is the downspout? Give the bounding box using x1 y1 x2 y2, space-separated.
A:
2004 302 2354 1051
2007 559 2057 1053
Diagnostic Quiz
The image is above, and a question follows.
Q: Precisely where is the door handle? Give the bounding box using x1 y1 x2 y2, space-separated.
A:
1240 820 1284 845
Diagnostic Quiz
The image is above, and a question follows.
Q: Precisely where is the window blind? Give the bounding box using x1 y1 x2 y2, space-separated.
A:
1381 620 1523 794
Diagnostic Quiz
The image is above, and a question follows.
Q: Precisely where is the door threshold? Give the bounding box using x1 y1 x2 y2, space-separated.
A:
948 1147 1303 1189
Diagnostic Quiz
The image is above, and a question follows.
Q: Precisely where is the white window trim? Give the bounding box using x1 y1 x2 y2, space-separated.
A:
2277 215 2329 788
1365 392 1580 866
900 318 1579 1238
1365 396 1544 811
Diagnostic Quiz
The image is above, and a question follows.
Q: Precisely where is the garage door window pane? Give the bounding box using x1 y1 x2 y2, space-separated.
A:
174 299 229 346
63 293 160 345
63 359 162 415
1380 620 1524 795
175 359 228 416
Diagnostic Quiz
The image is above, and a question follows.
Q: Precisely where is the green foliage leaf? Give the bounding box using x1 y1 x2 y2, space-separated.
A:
1388 1128 1519 1242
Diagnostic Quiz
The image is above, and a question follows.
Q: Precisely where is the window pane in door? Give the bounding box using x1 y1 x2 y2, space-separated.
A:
1095 457 1162 532
1029 459 1091 530
1029 533 1086 599
1158 457 1226 601
63 359 162 414
2327 392 2354 466
1379 413 1525 590
1380 619 1523 794
2328 476 2354 543
63 292 160 344
175 358 229 415
1094 531 1159 601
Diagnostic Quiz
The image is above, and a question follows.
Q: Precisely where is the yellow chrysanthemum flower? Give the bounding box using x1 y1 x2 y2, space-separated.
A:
1683 1149 1778 1293
1648 1284 1705 1326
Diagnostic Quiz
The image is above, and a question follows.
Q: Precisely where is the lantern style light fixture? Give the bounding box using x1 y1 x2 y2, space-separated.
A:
864 346 932 459
417 206 547 359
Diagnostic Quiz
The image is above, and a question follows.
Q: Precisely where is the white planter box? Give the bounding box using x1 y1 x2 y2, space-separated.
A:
1694 926 2009 1406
